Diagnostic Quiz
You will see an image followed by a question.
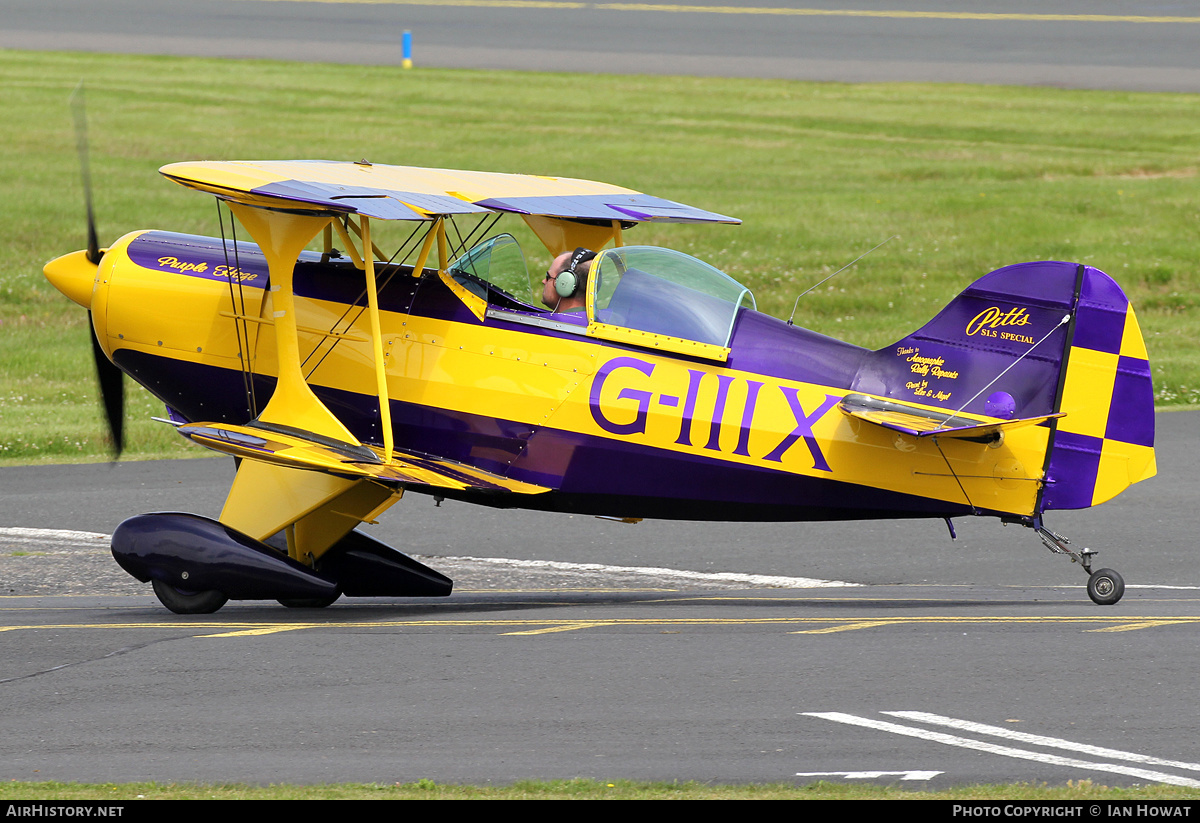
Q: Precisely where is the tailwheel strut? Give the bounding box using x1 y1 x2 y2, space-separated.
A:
1036 525 1125 606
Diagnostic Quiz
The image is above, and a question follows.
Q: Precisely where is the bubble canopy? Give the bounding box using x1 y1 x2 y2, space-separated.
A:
589 246 756 350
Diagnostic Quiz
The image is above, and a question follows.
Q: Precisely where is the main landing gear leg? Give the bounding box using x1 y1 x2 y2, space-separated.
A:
1035 524 1125 606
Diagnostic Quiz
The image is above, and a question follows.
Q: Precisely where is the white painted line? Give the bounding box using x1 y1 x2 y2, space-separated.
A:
884 711 1200 772
795 770 941 780
0 527 110 543
802 712 1200 788
4 530 1191 591
441 555 858 588
0 528 854 587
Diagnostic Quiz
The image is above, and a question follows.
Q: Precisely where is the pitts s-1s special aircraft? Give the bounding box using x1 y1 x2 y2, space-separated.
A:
42 159 1155 612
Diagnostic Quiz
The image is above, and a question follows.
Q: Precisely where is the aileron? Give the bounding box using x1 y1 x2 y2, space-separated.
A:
178 422 550 495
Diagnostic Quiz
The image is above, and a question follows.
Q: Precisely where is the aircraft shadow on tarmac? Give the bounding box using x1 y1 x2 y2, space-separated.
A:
112 586 1112 622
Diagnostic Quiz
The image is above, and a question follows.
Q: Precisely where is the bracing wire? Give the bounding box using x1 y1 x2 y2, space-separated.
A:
217 199 258 418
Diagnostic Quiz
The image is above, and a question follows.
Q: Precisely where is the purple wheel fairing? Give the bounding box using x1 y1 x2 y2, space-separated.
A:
111 512 339 601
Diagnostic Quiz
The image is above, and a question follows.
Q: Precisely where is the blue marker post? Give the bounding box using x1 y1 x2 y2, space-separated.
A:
402 30 413 69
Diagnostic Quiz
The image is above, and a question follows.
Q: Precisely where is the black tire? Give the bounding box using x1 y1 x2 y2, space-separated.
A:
1087 568 1125 606
277 592 341 609
151 579 229 614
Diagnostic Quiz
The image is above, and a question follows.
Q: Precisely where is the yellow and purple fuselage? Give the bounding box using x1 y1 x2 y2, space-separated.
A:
54 226 1154 523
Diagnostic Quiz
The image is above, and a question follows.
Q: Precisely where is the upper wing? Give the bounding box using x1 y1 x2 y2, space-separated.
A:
159 160 740 225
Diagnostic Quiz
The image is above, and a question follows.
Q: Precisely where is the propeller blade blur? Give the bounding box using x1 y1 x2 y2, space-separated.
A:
88 311 124 457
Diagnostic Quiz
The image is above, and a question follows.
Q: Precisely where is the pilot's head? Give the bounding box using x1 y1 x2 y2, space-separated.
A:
542 247 595 312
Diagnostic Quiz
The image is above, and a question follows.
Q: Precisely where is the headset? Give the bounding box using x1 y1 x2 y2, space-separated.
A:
555 247 597 298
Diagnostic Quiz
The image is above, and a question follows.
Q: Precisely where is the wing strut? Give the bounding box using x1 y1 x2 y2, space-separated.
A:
226 203 354 442
360 215 394 462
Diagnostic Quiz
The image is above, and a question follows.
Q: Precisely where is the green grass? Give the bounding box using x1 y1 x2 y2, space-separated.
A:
2 778 1197 800
2 49 1199 463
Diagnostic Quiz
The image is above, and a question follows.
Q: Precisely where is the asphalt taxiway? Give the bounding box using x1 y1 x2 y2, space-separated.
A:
3 586 1200 786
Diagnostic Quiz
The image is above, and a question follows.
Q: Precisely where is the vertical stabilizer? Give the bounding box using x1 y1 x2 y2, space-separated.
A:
1042 267 1155 510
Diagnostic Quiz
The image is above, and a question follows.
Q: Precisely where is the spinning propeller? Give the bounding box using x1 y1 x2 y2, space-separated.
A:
70 84 125 456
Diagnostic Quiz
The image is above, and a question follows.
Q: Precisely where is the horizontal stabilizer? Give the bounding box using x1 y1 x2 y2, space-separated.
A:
839 393 1063 440
178 421 549 495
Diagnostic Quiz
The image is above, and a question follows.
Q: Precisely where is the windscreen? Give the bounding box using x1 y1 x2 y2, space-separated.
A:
447 233 536 306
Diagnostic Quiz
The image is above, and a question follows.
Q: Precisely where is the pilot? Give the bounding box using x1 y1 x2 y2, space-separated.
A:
542 247 596 313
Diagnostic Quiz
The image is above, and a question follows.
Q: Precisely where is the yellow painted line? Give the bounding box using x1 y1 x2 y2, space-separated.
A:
238 0 1200 24
197 627 313 637
601 4 1200 24
2 615 1199 635
791 620 895 634
1085 620 1196 633
502 622 616 634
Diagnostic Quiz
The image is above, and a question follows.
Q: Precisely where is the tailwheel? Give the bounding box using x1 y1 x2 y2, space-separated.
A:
151 579 229 614
1034 523 1126 606
1087 568 1125 606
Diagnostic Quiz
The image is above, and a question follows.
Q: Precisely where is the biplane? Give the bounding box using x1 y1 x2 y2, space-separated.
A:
42 159 1155 612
